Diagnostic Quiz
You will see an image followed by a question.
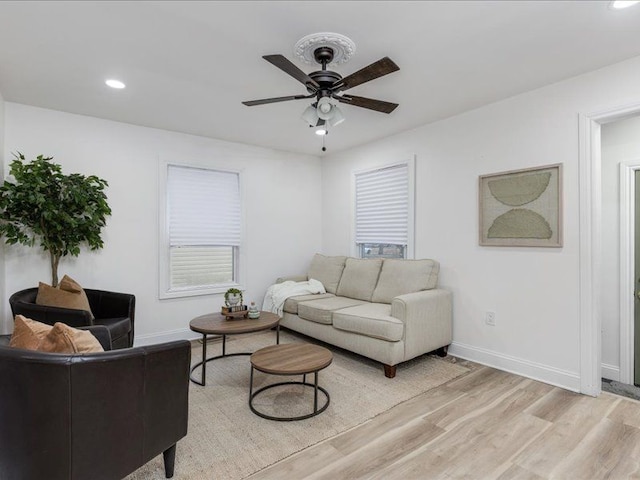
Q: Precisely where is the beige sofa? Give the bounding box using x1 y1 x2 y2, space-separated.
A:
277 254 452 378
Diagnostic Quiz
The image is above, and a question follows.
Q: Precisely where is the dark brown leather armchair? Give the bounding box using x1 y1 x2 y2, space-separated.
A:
9 288 135 349
0 339 191 480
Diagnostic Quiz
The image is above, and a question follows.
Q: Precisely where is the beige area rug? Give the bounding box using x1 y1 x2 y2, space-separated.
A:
126 330 469 480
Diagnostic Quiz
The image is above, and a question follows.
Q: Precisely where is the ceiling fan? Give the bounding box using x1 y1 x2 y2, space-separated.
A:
242 46 400 128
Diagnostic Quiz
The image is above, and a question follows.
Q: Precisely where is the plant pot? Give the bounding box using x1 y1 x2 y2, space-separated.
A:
227 293 241 306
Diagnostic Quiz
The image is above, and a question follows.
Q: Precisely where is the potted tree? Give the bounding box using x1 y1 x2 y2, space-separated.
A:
0 153 111 286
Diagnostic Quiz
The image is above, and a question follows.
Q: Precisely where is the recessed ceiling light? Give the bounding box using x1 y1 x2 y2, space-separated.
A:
610 0 639 9
105 79 125 89
315 128 328 136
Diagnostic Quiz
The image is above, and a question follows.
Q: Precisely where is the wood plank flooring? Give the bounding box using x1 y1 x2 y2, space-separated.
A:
249 363 640 479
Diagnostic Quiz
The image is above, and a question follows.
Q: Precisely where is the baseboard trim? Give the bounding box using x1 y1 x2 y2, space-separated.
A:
448 341 581 392
601 363 620 382
134 328 200 347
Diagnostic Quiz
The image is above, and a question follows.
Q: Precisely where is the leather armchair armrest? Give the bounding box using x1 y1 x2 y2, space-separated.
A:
86 289 135 320
68 340 190 479
11 301 93 328
78 325 112 351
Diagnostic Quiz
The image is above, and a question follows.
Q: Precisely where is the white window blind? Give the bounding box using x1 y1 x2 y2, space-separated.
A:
168 165 241 247
167 165 240 291
355 163 409 245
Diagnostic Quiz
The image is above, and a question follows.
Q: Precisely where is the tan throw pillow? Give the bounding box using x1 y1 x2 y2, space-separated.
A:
9 314 53 350
9 316 103 353
39 322 104 354
36 275 93 318
59 274 82 293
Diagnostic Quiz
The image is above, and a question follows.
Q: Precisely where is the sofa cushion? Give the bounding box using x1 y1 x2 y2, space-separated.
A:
336 258 383 302
371 259 440 304
308 254 347 294
333 303 404 342
298 296 367 325
283 293 336 314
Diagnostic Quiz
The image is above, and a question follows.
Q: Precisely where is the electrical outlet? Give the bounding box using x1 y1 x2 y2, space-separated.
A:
485 311 496 326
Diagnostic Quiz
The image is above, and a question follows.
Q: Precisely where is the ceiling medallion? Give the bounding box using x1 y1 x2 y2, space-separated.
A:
294 32 356 66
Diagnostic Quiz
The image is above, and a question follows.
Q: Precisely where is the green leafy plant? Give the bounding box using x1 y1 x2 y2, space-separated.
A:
0 153 111 287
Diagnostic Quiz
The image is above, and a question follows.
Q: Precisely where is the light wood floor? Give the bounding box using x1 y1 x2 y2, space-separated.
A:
249 362 640 480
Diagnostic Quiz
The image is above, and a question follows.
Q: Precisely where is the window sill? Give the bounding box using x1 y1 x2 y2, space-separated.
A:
159 283 244 300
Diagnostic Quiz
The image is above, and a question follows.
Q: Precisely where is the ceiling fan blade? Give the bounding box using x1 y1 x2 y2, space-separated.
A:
263 54 320 90
242 94 312 106
336 57 399 91
335 94 399 114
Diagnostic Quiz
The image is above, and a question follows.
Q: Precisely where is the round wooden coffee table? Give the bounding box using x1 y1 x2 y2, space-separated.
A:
189 311 280 386
249 343 332 421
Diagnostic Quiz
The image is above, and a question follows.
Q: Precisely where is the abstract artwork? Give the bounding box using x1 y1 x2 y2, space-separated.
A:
479 164 562 247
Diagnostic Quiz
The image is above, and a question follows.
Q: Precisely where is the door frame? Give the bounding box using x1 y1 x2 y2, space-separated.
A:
619 161 640 385
580 101 640 396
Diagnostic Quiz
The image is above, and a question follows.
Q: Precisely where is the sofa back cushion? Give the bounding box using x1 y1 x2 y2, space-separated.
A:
308 254 347 294
371 259 440 304
336 258 383 302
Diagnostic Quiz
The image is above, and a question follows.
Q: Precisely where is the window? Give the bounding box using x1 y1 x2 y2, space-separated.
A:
354 161 414 259
161 164 241 298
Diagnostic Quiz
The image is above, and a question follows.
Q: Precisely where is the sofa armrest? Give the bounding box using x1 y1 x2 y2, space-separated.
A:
391 289 453 360
276 274 309 284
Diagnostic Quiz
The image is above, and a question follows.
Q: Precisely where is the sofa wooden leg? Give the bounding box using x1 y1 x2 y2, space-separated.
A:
436 346 448 358
163 444 177 478
384 364 396 378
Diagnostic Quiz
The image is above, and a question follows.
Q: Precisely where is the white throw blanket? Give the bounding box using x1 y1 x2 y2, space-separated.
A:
262 278 326 316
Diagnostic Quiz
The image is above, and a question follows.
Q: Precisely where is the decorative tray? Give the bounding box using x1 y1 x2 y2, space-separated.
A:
222 305 248 320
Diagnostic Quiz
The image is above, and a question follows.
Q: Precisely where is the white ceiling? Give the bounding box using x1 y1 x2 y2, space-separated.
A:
1 1 640 156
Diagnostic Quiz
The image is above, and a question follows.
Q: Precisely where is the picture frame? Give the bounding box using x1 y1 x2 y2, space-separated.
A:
479 163 562 247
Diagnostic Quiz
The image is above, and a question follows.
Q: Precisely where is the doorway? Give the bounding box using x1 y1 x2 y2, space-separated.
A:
617 160 640 387
579 102 640 397
597 114 640 392
635 169 640 386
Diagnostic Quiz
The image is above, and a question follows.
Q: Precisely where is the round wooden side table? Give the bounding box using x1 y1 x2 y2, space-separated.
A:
249 343 333 421
189 311 280 386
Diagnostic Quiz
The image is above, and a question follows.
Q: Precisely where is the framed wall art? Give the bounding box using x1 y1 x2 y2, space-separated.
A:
479 163 562 247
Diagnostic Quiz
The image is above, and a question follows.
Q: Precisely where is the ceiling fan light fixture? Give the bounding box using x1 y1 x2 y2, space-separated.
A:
301 105 319 126
316 97 336 120
328 106 345 127
315 128 328 136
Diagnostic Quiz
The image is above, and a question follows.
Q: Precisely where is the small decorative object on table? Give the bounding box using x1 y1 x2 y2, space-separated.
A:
222 288 247 319
248 302 260 319
224 288 243 307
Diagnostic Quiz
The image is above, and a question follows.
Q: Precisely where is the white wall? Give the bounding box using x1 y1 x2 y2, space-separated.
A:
3 103 322 343
600 115 640 380
322 54 640 392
